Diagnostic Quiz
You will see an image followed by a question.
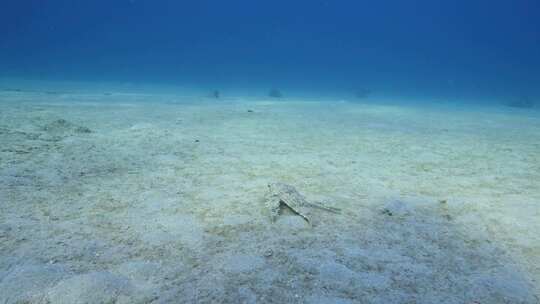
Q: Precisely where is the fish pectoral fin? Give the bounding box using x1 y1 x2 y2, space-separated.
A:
279 201 310 223
308 202 341 214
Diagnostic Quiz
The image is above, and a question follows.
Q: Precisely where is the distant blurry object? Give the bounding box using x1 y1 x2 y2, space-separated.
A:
211 90 220 99
42 119 92 134
505 96 535 108
268 88 283 98
355 88 371 99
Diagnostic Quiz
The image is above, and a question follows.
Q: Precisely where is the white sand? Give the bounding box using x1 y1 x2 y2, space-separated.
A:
0 87 539 303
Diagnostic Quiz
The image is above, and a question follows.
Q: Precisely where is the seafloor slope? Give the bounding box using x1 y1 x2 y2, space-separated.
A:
0 89 539 303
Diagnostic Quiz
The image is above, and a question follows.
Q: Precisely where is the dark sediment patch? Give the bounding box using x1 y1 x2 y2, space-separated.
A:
41 119 92 135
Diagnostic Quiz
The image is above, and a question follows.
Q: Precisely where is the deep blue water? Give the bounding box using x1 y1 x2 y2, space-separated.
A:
1 0 539 102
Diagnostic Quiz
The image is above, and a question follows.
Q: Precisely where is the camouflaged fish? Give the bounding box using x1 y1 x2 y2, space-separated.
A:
265 183 340 224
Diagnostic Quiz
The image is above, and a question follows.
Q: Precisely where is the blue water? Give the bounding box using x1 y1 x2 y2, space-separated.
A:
1 0 539 102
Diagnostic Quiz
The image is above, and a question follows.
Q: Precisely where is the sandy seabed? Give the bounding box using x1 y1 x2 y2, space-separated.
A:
1 88 539 303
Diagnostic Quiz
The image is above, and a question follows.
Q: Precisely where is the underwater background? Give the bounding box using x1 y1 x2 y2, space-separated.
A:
2 1 540 303
1 0 539 102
